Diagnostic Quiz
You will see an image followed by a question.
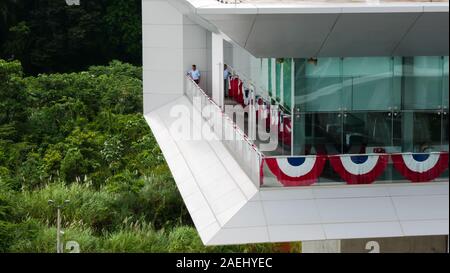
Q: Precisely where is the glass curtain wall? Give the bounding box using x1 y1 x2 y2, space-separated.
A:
257 56 448 182
288 56 448 156
257 56 448 155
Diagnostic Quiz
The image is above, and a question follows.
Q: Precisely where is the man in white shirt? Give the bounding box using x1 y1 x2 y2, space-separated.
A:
187 64 201 84
224 64 231 97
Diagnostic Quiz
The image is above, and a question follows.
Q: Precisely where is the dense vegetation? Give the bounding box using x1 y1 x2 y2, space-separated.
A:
0 59 296 252
0 0 142 75
0 1 300 253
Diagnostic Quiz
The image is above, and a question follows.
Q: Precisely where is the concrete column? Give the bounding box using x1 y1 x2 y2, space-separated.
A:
142 0 213 113
212 33 224 108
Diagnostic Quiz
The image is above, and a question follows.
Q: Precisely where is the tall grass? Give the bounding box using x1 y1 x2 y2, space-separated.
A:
13 182 118 233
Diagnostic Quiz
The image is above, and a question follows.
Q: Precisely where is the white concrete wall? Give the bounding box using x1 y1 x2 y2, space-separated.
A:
142 0 184 113
224 40 234 68
232 43 253 81
183 16 212 95
229 41 269 98
142 0 212 113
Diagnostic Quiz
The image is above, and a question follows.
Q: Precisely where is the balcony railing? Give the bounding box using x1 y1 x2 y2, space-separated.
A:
185 76 264 187
185 69 449 188
261 152 449 187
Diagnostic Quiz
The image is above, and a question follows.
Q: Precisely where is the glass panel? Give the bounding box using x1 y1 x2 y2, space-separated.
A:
399 111 442 152
344 57 397 111
351 76 393 111
255 56 450 187
342 112 393 154
294 57 348 112
392 57 403 110
298 77 347 112
403 56 443 110
343 57 393 76
293 112 342 155
403 76 443 110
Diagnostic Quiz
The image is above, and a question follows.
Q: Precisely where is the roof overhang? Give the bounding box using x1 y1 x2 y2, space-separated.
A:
176 0 449 57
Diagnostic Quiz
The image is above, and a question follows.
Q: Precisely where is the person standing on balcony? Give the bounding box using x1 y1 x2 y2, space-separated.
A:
187 64 201 85
224 64 231 97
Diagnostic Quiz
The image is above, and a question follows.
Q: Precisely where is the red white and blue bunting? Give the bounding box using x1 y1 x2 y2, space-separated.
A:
264 156 326 187
261 152 448 187
328 154 389 185
391 152 449 182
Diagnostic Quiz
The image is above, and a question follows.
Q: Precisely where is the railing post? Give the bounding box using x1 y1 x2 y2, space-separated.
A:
184 75 264 187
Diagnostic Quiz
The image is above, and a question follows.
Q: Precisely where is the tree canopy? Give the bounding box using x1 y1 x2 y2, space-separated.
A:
1 0 142 75
0 60 294 253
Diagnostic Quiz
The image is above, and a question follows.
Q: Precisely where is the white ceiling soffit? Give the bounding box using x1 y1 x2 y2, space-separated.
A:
393 11 449 56
180 0 449 57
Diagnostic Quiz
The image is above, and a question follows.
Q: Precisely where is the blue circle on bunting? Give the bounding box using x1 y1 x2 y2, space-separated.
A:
287 157 306 166
412 153 430 162
350 155 369 164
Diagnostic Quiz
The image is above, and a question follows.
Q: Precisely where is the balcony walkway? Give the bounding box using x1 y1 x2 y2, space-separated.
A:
144 80 449 245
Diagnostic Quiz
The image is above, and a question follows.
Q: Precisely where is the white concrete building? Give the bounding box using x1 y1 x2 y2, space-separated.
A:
142 0 449 251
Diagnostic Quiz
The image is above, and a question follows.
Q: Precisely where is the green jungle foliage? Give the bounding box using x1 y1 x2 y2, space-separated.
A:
0 0 296 253
0 59 289 253
0 0 142 75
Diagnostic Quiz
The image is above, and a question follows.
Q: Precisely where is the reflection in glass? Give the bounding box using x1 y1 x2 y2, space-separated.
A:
294 112 342 155
398 111 442 153
296 76 347 112
343 112 393 154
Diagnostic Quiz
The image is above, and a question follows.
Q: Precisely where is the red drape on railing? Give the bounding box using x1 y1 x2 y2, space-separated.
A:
391 152 449 182
328 154 389 185
263 156 326 187
261 152 448 187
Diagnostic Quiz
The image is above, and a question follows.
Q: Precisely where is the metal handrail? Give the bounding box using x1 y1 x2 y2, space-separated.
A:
186 76 264 158
185 76 264 186
226 64 292 114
